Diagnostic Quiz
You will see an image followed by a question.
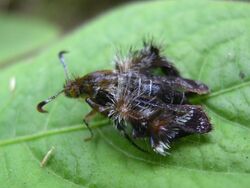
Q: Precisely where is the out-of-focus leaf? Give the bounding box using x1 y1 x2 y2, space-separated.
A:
0 13 60 65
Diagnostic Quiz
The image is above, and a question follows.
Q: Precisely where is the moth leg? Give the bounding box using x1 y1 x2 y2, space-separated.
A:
123 131 148 153
115 120 148 153
83 110 97 142
84 98 107 141
84 110 97 125
85 98 107 112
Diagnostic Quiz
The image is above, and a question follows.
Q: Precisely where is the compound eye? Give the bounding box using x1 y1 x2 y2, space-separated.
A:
70 85 81 98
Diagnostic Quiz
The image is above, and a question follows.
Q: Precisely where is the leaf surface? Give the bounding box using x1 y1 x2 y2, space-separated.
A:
0 1 250 187
0 13 60 66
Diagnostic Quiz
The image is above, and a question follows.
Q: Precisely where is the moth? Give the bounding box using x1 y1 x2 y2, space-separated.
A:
37 42 212 155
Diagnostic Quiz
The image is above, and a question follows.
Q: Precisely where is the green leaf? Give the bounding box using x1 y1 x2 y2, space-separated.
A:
1 1 250 187
0 13 60 66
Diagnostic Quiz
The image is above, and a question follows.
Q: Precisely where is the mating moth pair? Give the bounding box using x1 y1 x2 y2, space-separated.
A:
37 42 212 156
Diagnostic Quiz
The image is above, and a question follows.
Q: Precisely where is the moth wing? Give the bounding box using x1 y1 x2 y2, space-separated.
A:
167 104 212 133
149 104 212 155
115 43 180 76
161 77 209 95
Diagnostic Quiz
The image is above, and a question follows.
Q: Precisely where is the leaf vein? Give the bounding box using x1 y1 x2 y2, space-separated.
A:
0 120 108 147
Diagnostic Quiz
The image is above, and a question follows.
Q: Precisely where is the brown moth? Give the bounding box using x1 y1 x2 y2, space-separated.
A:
37 42 211 155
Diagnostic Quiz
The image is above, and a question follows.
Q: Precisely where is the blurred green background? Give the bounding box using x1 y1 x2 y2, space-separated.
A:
0 0 137 68
0 0 248 68
0 0 135 32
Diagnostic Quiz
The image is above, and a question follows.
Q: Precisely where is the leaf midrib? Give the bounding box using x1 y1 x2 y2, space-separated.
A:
0 120 108 147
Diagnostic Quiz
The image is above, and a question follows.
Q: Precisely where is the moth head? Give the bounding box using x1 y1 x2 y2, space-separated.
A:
63 79 81 98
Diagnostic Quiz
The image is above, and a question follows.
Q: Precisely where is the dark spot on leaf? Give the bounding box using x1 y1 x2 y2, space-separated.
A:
239 71 245 80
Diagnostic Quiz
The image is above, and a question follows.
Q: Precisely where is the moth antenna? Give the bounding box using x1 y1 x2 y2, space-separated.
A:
37 90 64 113
58 51 70 81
